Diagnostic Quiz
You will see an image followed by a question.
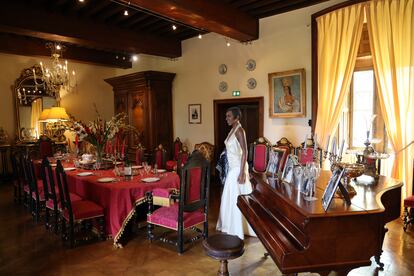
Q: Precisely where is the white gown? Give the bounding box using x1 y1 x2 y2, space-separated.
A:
216 123 256 240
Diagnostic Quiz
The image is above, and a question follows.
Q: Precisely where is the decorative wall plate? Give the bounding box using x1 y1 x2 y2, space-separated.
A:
219 81 228 92
246 59 256 71
247 78 257 89
218 64 227 75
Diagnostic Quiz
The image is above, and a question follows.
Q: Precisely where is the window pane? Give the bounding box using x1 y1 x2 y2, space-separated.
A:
352 70 374 147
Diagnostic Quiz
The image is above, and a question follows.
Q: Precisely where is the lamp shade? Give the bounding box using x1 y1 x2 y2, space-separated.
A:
38 108 51 122
46 107 69 122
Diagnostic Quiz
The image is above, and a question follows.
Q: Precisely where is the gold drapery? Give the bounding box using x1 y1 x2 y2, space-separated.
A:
367 0 414 199
30 98 43 138
314 3 365 149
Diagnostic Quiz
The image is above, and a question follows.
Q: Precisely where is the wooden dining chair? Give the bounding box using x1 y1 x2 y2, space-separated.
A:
41 157 83 233
135 144 145 165
55 160 105 247
25 156 46 223
147 150 210 253
38 135 53 159
251 137 271 173
166 137 183 171
10 152 23 203
153 144 167 169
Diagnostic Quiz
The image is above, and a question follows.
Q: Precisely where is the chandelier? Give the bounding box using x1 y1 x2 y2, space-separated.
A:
33 42 77 101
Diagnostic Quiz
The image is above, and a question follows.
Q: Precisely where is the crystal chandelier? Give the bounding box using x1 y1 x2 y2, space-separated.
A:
33 42 77 101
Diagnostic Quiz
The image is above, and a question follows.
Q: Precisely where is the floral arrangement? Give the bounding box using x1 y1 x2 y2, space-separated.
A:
70 108 134 160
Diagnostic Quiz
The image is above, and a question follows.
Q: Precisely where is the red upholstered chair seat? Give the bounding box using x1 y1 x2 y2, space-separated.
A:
166 160 177 171
404 196 414 208
147 204 206 231
32 190 45 201
153 187 174 198
63 200 104 221
24 179 44 193
46 193 83 210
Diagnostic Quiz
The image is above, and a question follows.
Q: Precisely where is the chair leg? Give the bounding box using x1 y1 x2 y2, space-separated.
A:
98 217 106 241
45 208 50 230
61 218 67 243
69 221 75 248
147 223 154 242
53 209 59 234
178 226 184 254
203 220 209 239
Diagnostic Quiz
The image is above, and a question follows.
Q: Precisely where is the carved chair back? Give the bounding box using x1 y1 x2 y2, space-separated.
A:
252 137 271 173
153 144 167 169
38 135 53 159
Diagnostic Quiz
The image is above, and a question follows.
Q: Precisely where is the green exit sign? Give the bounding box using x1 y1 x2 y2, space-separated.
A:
232 90 240 96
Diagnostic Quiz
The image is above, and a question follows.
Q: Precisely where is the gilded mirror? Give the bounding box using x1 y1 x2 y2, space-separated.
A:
13 65 58 142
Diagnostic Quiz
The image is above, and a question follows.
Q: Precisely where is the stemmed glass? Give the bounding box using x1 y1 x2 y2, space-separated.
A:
304 162 319 201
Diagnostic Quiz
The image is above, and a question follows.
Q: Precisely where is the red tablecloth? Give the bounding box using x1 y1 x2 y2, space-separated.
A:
35 161 180 246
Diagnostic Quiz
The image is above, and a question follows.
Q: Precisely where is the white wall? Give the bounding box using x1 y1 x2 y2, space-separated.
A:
0 52 117 141
115 0 346 149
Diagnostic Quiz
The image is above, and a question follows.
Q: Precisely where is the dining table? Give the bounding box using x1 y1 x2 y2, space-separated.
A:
34 160 180 247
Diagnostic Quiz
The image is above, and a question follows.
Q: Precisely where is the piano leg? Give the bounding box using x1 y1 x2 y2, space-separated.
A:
374 226 388 270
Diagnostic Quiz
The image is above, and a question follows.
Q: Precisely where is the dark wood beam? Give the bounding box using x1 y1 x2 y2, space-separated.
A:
250 0 329 18
0 33 132 68
0 2 181 58
122 0 258 41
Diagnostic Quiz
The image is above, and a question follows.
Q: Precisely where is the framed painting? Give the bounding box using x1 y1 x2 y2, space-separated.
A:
188 104 202 124
268 68 306 118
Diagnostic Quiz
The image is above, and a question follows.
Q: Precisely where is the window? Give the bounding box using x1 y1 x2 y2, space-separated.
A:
336 24 390 154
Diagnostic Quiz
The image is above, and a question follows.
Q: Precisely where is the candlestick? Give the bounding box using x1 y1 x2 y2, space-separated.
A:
313 134 318 151
332 138 337 156
339 139 345 158
304 135 307 149
325 135 330 153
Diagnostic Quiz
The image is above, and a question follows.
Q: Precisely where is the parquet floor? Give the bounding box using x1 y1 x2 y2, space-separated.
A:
0 182 413 276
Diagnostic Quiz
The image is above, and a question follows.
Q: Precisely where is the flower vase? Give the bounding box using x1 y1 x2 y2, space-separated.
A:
95 145 103 170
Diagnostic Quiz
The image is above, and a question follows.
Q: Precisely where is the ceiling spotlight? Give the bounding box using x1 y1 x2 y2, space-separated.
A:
56 44 61 50
124 10 129 16
172 25 177 30
115 55 119 59
198 34 202 39
132 55 138 62
122 56 126 60
226 41 231 47
78 0 84 2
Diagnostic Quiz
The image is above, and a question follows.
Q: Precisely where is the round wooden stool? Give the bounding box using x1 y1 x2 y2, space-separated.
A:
202 234 245 276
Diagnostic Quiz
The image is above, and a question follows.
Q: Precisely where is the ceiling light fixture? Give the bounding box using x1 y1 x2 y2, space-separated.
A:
78 0 85 2
132 55 138 62
198 34 202 39
31 42 77 102
172 25 177 30
124 10 129 16
226 41 231 47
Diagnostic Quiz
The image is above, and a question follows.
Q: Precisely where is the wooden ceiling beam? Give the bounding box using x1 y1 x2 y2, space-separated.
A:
0 33 132 68
121 0 258 41
0 2 181 58
250 0 328 18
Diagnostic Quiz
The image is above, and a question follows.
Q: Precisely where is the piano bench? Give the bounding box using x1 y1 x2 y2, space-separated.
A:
202 234 244 276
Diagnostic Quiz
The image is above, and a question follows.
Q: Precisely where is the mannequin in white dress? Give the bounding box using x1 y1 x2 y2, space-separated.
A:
216 107 256 240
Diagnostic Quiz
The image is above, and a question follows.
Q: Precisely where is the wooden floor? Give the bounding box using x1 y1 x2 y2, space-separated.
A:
0 181 413 276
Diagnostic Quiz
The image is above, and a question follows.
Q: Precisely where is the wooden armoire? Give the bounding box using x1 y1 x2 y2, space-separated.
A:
105 71 175 152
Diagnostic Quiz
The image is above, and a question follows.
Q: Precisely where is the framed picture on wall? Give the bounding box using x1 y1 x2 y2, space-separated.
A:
268 68 306 118
188 104 202 124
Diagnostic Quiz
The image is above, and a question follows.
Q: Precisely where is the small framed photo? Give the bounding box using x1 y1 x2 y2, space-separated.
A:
322 169 345 211
188 104 201 124
281 154 297 184
268 68 306 118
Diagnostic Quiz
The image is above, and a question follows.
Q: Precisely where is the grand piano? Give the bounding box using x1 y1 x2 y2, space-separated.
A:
238 171 402 275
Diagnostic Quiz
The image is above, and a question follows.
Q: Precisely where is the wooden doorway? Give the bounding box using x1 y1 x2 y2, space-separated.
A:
213 97 264 158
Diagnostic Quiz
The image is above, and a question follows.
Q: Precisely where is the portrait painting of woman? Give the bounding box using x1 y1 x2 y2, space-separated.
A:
268 68 306 118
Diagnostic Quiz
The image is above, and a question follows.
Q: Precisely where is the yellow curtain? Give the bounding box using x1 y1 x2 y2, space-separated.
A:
314 3 365 150
367 0 414 199
30 98 42 138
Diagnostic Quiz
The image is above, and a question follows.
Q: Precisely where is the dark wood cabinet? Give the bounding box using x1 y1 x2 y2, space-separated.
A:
105 71 175 152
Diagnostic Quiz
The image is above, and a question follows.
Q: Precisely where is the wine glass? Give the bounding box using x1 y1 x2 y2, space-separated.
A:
304 162 318 201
